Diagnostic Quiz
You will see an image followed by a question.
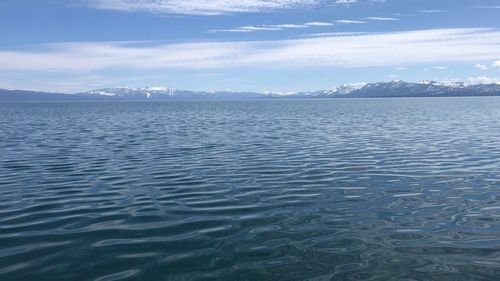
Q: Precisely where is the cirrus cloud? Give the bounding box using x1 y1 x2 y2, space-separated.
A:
2 29 500 73
83 0 321 15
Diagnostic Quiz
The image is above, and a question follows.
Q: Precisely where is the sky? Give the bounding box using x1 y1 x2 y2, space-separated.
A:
0 0 500 93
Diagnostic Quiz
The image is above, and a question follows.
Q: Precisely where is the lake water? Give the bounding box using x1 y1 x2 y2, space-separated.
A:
1 98 500 281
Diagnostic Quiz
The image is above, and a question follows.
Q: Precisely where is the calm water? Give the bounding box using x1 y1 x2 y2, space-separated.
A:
1 98 500 281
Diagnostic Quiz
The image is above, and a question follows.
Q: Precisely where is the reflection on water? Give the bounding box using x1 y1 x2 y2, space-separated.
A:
0 98 500 280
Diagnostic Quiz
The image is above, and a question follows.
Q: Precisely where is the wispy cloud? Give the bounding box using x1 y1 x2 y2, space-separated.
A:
209 22 333 33
473 5 500 9
305 22 335 26
84 0 321 15
2 29 500 72
239 26 285 31
336 19 366 24
301 31 370 37
334 0 358 3
209 29 255 33
335 0 387 5
83 0 388 15
418 9 445 13
364 17 399 21
432 66 447 70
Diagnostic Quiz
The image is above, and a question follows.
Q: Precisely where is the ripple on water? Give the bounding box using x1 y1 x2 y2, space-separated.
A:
0 99 500 280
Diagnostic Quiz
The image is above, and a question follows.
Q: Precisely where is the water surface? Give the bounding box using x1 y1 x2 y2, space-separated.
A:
1 98 500 280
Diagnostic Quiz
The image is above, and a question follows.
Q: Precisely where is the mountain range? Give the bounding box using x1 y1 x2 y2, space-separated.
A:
1 81 500 101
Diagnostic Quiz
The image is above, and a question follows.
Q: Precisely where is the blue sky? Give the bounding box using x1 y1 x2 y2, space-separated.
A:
1 0 500 93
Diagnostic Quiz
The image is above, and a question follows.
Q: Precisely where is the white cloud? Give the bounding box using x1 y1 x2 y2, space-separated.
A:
493 61 500 67
476 64 488 70
2 29 500 72
396 67 408 70
301 31 369 37
208 29 255 33
336 19 366 24
468 76 500 84
473 6 500 9
334 0 386 3
239 26 285 31
305 22 334 26
84 0 320 15
272 24 308 28
210 22 333 33
335 0 357 3
365 17 399 21
433 66 447 70
418 9 445 13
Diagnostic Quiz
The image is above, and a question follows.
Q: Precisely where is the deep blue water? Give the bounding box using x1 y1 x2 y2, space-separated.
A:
0 98 500 281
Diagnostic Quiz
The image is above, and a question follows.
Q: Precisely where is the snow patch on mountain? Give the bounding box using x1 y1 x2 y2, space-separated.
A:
70 81 500 100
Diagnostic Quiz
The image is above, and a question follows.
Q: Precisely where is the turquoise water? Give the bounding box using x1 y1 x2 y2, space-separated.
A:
1 98 499 281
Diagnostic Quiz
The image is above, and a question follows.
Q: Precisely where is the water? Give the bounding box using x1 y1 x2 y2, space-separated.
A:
1 98 500 281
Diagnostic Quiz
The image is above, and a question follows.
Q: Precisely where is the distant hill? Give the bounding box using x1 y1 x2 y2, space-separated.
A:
316 81 500 98
2 81 500 101
0 89 78 101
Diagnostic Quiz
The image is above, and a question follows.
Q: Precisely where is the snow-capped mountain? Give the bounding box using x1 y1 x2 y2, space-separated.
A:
81 87 267 100
2 81 500 101
85 87 176 99
342 81 500 97
320 82 368 96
